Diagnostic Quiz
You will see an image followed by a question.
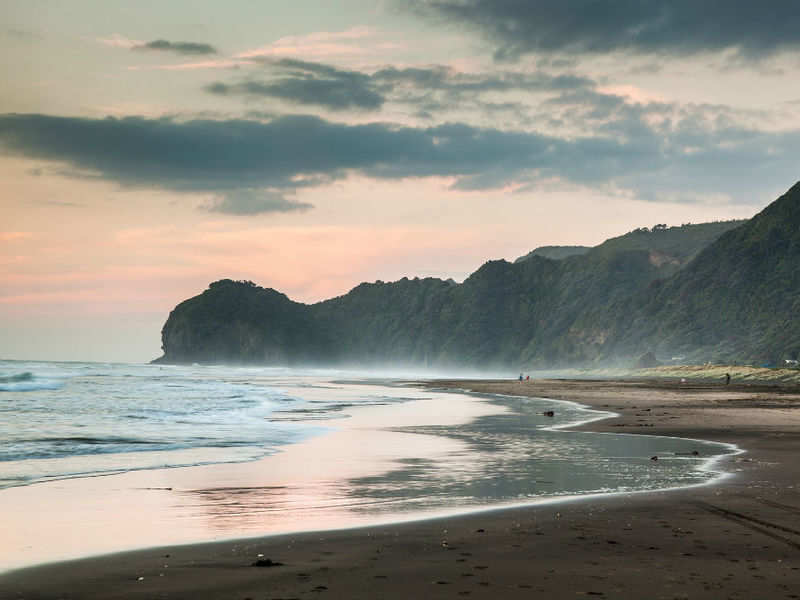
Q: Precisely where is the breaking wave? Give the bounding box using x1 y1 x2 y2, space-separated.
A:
0 371 64 392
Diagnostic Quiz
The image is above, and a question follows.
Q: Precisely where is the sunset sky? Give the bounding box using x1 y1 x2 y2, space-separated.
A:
2 1 800 362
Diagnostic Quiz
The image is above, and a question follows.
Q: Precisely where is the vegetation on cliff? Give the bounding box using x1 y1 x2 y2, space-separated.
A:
514 245 590 262
599 182 800 364
155 183 800 368
154 280 332 364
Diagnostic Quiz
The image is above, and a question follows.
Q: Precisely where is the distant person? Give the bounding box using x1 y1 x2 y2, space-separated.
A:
725 373 731 385
526 375 530 381
519 373 523 382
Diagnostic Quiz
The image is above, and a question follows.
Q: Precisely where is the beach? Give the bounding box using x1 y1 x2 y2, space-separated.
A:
2 377 800 599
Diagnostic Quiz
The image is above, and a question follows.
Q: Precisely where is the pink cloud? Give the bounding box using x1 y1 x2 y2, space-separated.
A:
96 34 143 49
597 84 666 105
127 59 255 71
236 26 399 60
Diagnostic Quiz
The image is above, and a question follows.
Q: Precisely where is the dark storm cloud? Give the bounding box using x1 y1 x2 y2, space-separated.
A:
133 39 217 55
0 112 796 213
408 0 800 60
207 59 384 110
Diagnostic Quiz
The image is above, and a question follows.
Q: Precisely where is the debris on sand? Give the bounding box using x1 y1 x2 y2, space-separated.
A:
251 558 284 567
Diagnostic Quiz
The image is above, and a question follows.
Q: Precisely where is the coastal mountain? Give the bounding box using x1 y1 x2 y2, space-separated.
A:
154 183 800 368
514 246 590 262
157 280 333 364
586 182 800 365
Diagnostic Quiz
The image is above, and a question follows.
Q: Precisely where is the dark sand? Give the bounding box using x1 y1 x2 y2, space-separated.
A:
3 378 800 599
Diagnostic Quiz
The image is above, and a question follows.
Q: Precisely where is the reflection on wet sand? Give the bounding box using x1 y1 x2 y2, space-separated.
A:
179 392 732 531
0 382 737 572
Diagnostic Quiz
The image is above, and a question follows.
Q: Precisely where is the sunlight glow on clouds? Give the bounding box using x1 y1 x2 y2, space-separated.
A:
236 26 397 60
127 59 256 71
96 33 143 49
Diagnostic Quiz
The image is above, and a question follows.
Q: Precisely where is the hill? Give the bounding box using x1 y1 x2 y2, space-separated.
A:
515 246 590 262
154 186 797 368
154 280 333 365
595 182 800 364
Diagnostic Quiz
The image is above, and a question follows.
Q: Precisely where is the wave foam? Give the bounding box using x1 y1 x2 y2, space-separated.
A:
0 371 64 392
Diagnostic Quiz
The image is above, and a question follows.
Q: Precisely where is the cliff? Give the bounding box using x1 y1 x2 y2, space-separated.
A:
154 184 800 368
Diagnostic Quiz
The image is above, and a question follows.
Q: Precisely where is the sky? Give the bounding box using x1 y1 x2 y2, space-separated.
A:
2 1 800 363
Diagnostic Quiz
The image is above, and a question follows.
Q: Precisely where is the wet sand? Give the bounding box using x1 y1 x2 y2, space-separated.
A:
0 385 503 571
3 378 800 599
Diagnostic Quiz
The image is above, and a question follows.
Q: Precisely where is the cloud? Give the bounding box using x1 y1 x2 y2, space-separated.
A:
207 58 384 110
0 112 797 213
133 39 217 55
206 58 594 113
373 65 592 93
97 34 143 49
408 0 800 61
393 65 595 97
129 59 253 71
236 26 385 60
372 65 596 117
205 189 313 215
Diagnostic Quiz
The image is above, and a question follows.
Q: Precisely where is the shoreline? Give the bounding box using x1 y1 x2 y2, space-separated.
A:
3 377 800 599
0 382 504 572
0 380 717 573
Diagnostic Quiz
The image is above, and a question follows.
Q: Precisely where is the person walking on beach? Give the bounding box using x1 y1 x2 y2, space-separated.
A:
519 373 523 382
725 373 731 385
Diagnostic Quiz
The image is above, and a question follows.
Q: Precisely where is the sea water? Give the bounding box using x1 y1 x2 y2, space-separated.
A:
0 361 428 489
0 360 737 570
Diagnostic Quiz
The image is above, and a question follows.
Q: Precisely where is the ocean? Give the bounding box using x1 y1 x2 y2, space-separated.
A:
0 360 738 570
0 361 376 490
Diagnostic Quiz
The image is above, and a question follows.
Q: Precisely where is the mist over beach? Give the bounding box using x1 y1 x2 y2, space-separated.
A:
3 1 800 598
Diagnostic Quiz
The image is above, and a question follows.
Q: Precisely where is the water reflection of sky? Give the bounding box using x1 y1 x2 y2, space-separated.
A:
0 382 739 572
348 394 732 513
180 391 736 530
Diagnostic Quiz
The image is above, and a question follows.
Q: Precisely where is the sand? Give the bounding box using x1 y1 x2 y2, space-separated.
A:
0 385 504 571
2 377 800 599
